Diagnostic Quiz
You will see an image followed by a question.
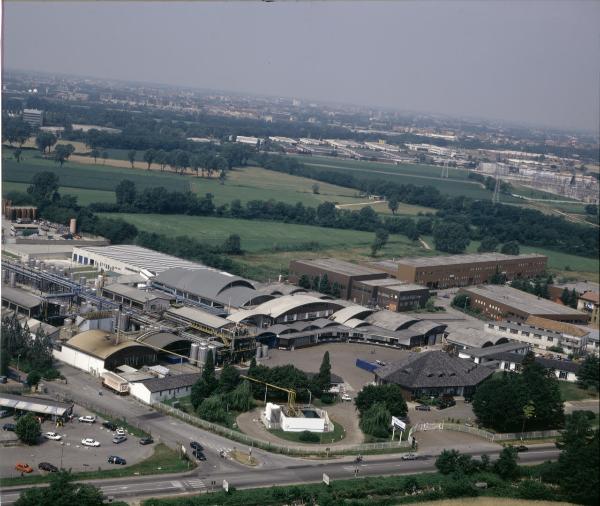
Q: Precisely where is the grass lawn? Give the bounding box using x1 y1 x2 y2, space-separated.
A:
98 213 420 253
270 421 346 445
559 381 599 402
0 443 193 487
2 181 116 205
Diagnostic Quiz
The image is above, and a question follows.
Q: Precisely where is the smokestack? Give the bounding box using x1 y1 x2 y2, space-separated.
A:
69 218 77 235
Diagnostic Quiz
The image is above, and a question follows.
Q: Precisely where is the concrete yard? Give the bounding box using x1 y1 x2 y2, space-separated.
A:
262 342 411 392
0 408 154 479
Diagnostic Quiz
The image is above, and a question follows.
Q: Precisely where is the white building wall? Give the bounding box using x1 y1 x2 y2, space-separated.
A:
280 412 326 432
53 346 106 376
129 383 194 405
129 383 152 404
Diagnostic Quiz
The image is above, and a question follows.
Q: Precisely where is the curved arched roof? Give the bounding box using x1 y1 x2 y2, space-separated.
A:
214 287 274 308
366 312 420 331
154 268 255 300
228 295 344 323
408 321 447 336
331 305 374 324
138 332 190 350
65 330 151 360
344 318 371 329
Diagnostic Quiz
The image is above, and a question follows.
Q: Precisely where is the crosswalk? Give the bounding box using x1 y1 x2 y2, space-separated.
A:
183 478 206 490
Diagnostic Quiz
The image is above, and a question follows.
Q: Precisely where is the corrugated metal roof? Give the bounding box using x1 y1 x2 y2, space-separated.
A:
366 312 420 331
166 306 233 329
140 373 201 393
1 285 43 309
154 268 255 300
0 393 73 416
64 330 152 359
330 305 374 324
103 284 174 304
228 295 343 322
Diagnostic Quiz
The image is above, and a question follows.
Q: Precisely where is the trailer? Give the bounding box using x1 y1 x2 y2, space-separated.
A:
355 358 380 373
101 371 129 395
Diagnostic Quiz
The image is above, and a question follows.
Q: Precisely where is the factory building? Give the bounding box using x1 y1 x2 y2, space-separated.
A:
350 278 429 311
71 245 208 277
369 253 548 289
288 258 388 300
102 284 174 312
22 108 43 127
129 373 201 405
459 285 589 324
1 285 44 318
152 268 273 309
53 330 157 376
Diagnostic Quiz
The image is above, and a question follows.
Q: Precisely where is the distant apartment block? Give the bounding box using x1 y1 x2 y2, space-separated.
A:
235 135 260 147
369 253 548 289
22 108 43 127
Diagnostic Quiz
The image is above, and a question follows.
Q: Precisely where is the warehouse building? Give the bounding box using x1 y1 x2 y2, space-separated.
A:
153 268 273 309
22 108 43 126
369 253 548 289
459 285 589 324
374 351 494 400
1 285 43 317
72 245 208 277
53 330 157 375
350 278 429 311
102 284 174 312
129 373 201 404
288 258 388 300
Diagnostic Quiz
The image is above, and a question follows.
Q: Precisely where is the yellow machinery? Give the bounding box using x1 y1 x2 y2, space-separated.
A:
242 376 297 414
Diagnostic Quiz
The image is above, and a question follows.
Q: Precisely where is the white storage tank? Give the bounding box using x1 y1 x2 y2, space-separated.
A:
208 345 216 362
189 342 200 365
197 346 208 366
9 271 16 288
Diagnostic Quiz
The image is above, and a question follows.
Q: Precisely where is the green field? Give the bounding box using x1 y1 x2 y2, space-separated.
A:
559 381 599 402
2 181 115 205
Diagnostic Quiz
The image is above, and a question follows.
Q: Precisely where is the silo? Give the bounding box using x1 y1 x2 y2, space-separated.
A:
118 313 130 332
9 272 16 288
97 275 104 290
255 346 262 360
189 342 200 365
197 346 208 366
262 345 269 359
69 218 77 235
208 345 216 362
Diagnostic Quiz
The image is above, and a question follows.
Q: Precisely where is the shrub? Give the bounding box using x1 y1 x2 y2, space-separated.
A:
516 479 554 500
298 430 320 443
16 413 41 445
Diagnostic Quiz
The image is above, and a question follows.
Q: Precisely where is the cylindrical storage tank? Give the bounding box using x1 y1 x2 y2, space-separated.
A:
39 261 45 271
255 346 262 360
79 276 86 286
64 318 73 327
197 346 207 366
118 313 130 332
262 345 269 359
35 259 41 269
69 218 77 234
189 343 200 365
208 345 216 363
97 275 104 290
9 271 16 288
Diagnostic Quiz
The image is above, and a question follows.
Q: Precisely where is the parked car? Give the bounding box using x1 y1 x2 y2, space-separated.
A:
139 436 154 445
341 393 352 402
437 396 456 410
38 462 58 472
102 421 117 431
0 376 7 384
112 435 127 444
15 463 33 473
115 427 126 436
3 423 16 431
193 450 206 461
515 445 529 452
81 438 100 447
44 432 62 441
190 441 203 451
401 453 417 461
107 456 126 465
78 415 96 424
415 405 431 411
0 409 10 418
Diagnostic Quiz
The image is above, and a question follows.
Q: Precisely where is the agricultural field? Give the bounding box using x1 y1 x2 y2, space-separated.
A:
2 181 115 205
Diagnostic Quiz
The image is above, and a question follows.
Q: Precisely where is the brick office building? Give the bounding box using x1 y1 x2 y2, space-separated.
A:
350 278 429 311
369 253 548 289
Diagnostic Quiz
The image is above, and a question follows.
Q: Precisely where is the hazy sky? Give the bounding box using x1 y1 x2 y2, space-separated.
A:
4 1 600 133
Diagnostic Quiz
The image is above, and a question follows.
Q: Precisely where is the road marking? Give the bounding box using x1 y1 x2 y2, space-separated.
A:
171 480 182 488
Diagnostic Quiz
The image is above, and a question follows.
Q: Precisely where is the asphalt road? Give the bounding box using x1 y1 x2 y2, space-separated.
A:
1 446 560 504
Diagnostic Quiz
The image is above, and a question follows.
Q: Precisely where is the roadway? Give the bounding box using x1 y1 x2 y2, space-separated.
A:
0 446 560 504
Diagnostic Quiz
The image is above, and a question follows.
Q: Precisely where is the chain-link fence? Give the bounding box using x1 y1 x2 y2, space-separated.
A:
412 422 561 442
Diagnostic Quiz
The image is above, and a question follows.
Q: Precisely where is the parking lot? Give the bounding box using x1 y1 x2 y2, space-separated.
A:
0 407 154 478
265 342 410 392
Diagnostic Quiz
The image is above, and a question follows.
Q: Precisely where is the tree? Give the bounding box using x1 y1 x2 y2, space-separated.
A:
143 149 156 170
219 365 240 393
387 195 399 215
219 169 227 185
53 144 75 166
433 221 470 253
13 148 23 163
101 151 109 164
493 446 519 480
451 293 470 310
318 273 332 294
127 150 136 168
359 402 391 438
197 395 228 423
435 449 479 475
355 384 408 418
15 470 105 506
115 180 137 206
222 234 242 255
298 274 311 289
27 171 59 202
26 370 41 387
15 413 41 446
577 355 599 391
370 228 389 256
478 236 498 252
35 131 57 154
311 183 320 194
501 241 520 255
0 334 10 376
90 148 100 163
226 380 254 412
316 351 331 391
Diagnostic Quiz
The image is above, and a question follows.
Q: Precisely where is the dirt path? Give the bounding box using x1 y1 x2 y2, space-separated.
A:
335 200 385 208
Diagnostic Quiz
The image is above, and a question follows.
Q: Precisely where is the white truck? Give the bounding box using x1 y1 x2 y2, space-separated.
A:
101 372 129 395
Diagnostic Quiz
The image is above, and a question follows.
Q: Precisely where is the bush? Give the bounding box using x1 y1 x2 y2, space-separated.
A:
16 413 41 445
298 430 320 443
26 370 41 387
516 479 554 500
442 474 478 498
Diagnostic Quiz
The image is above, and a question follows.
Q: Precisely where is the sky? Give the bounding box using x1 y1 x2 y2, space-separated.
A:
3 1 600 133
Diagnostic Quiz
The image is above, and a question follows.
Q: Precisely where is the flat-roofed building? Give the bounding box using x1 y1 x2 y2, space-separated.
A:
1 285 43 317
351 278 429 311
22 108 43 126
0 393 73 421
369 253 548 289
460 285 589 324
102 284 174 312
288 258 388 300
